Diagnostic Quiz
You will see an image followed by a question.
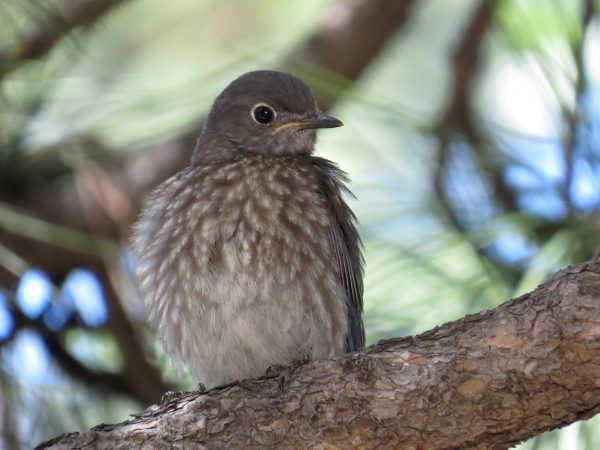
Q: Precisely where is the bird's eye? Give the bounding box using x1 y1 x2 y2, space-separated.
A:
252 105 275 125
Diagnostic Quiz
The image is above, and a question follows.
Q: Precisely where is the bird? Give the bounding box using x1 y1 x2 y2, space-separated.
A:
132 70 364 389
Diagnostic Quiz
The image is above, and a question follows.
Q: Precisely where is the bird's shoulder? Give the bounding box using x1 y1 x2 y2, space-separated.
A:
143 156 350 215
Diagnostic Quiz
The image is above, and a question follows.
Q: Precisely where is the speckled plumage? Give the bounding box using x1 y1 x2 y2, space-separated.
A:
132 70 363 388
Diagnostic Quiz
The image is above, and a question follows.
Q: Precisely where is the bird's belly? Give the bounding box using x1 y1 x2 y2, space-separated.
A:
173 223 347 388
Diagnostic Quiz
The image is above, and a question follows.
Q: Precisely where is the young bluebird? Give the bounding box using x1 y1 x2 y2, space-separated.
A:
133 70 364 389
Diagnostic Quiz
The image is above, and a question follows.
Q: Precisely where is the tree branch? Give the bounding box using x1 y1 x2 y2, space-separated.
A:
1 264 173 405
433 0 494 224
431 2 520 282
561 0 594 212
7 304 144 399
0 199 170 404
289 0 415 109
0 0 128 77
37 257 600 449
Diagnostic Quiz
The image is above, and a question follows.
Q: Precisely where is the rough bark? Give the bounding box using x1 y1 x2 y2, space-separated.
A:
37 257 600 450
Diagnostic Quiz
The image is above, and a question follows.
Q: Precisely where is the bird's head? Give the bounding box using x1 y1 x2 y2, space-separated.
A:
192 70 343 163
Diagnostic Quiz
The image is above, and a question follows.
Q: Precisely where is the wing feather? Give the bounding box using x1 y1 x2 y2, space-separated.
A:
312 157 365 351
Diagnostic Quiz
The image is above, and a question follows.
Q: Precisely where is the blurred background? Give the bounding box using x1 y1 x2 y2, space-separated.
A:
0 0 599 448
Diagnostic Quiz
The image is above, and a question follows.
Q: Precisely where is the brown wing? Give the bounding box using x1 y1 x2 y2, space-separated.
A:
312 157 365 350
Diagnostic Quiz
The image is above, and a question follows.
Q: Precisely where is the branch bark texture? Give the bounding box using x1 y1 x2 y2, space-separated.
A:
38 258 600 449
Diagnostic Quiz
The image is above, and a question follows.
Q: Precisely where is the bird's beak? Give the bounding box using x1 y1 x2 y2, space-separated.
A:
274 114 343 132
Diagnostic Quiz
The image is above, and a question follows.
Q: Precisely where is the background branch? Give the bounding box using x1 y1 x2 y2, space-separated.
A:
562 0 594 212
433 0 494 229
289 0 415 109
0 0 129 77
